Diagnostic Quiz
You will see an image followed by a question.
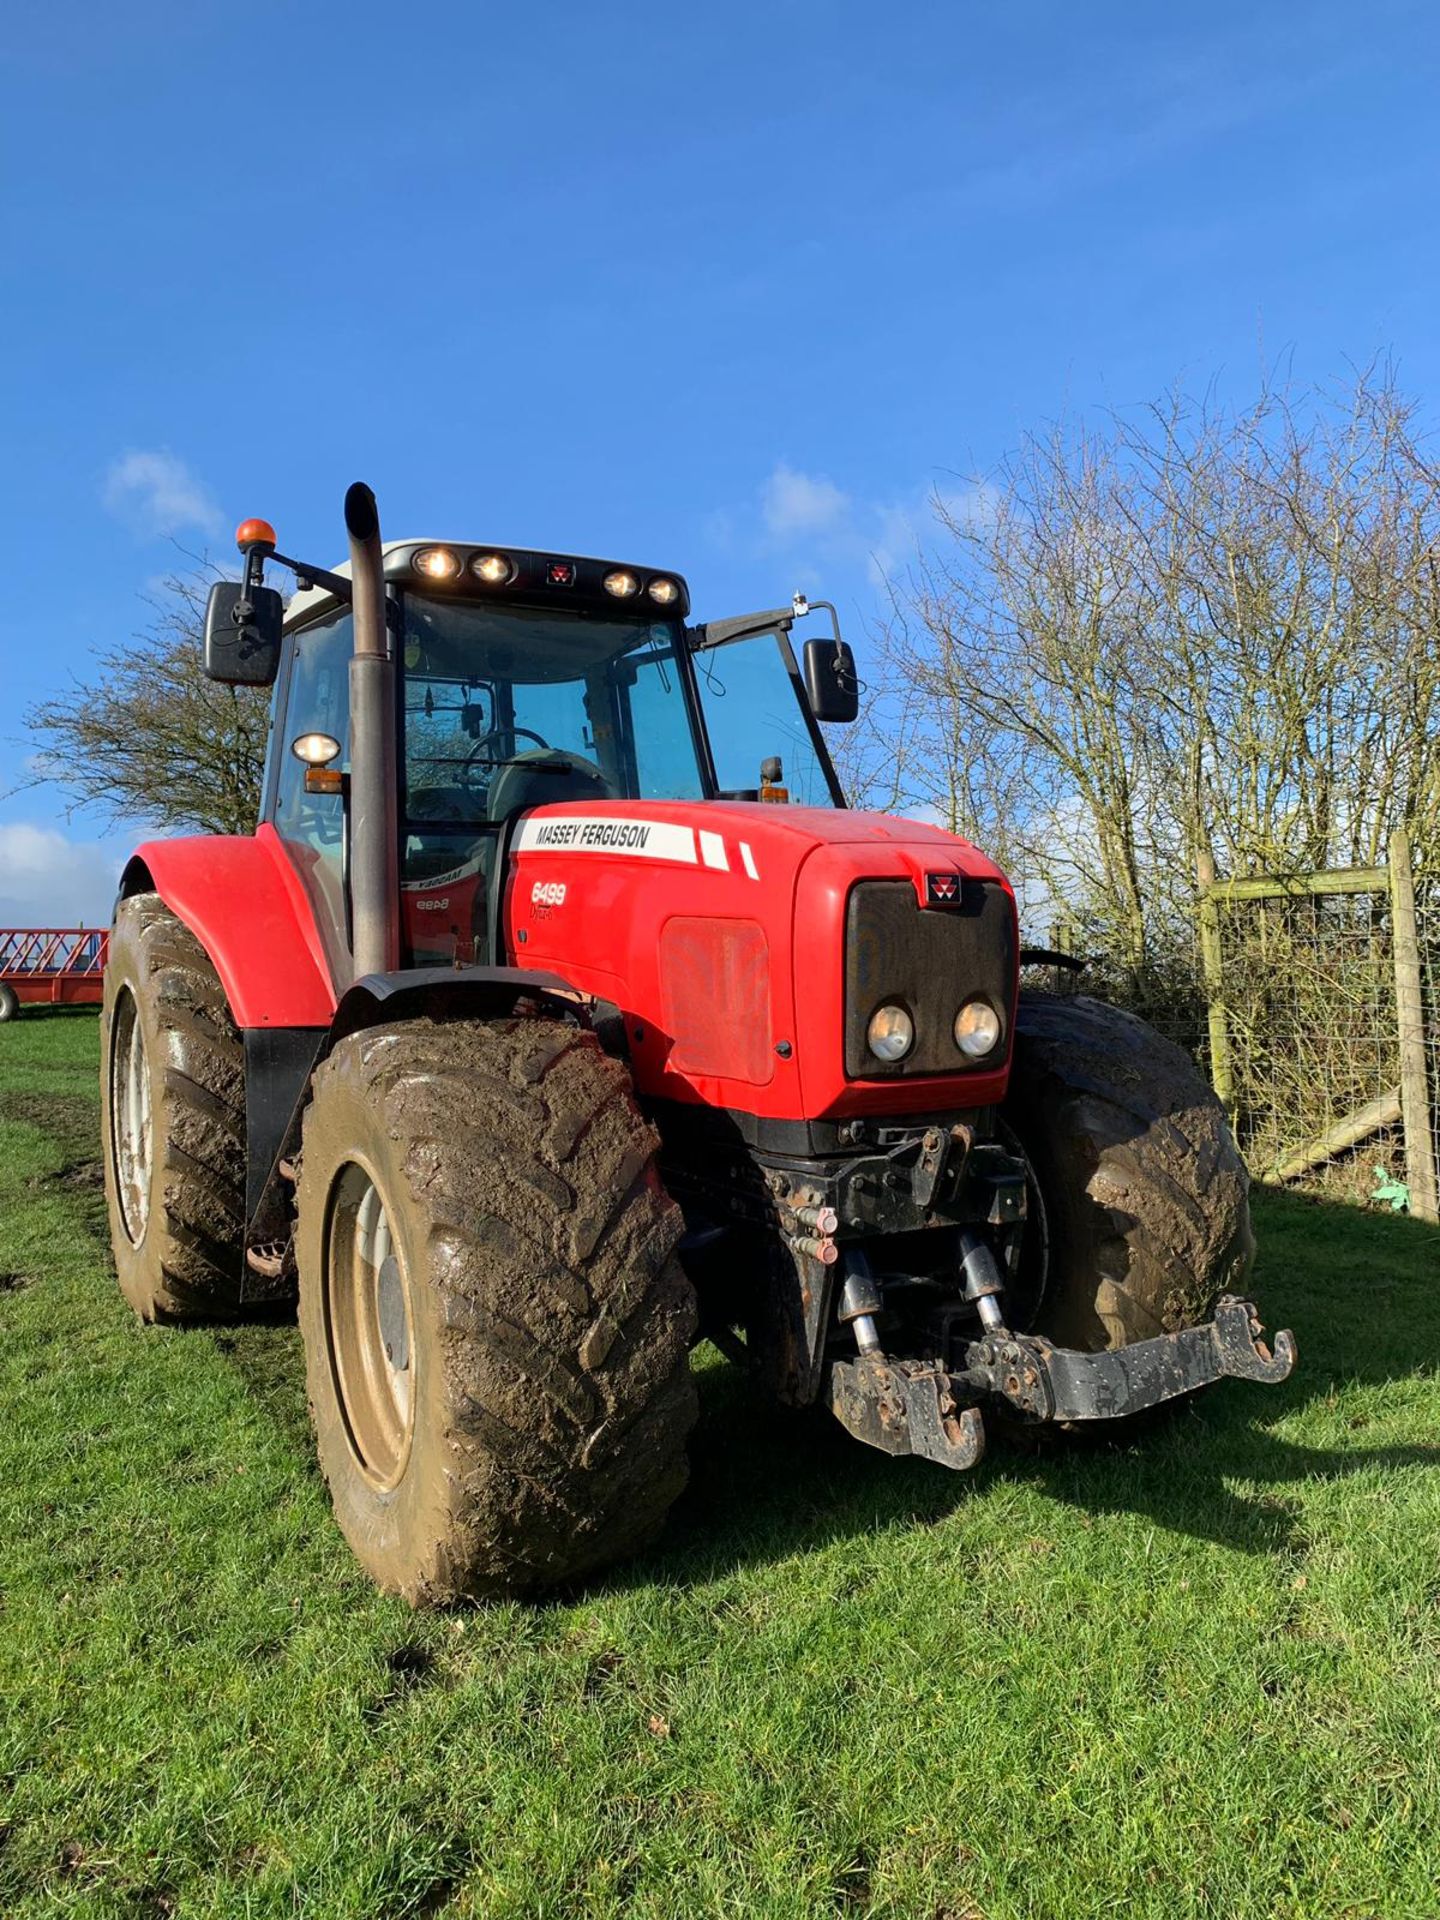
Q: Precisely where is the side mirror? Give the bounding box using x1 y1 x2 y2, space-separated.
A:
203 580 283 686
802 638 859 723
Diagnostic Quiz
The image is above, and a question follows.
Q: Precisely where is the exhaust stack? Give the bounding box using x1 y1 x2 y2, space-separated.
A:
345 482 400 980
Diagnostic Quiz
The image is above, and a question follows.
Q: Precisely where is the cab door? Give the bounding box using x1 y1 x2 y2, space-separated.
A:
268 609 355 987
692 624 845 805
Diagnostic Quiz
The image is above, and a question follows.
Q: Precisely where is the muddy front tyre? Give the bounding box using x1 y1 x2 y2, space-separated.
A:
100 894 247 1322
296 1016 698 1604
1003 991 1254 1355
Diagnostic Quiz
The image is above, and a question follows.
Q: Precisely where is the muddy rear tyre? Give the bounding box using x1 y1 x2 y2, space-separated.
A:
296 1015 698 1604
0 983 19 1022
101 893 247 1322
1003 991 1254 1353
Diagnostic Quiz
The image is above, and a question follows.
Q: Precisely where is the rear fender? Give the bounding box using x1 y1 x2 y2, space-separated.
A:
115 838 585 1266
119 825 336 1027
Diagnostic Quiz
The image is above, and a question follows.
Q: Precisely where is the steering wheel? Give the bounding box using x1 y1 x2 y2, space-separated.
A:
407 786 473 823
460 728 550 794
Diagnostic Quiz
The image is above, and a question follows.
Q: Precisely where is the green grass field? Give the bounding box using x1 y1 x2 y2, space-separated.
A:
1 1011 1437 1918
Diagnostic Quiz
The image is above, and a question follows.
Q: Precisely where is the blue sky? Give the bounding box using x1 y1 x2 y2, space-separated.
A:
3 0 1438 922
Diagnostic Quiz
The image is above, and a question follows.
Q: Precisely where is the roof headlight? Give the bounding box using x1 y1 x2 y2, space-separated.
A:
866 1003 914 1064
414 546 460 581
604 569 640 598
954 998 1002 1059
647 576 679 605
471 552 515 585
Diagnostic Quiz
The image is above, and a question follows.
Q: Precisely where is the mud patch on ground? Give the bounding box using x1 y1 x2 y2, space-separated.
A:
56 1158 105 1190
0 1091 100 1162
362 1644 441 1725
27 1159 105 1195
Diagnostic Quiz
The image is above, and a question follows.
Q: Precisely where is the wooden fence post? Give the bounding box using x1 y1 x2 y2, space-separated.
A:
1389 827 1439 1224
1196 851 1237 1120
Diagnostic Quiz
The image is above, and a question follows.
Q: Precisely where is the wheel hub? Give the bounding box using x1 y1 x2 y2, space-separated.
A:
110 987 152 1244
324 1163 415 1489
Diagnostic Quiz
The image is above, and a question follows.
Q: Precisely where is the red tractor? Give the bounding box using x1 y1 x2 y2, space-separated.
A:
101 485 1294 1603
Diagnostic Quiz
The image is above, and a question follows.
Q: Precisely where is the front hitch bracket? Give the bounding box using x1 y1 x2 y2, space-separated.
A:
969 1295 1296 1423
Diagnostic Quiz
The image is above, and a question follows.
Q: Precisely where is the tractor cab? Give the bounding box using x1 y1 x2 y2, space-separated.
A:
211 531 856 979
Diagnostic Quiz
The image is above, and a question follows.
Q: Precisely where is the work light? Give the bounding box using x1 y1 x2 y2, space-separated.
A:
290 732 341 766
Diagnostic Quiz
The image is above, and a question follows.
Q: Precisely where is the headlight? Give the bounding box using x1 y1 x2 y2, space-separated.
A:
954 998 1002 1058
471 552 515 585
413 546 460 580
866 1003 914 1063
604 569 640 598
647 576 679 605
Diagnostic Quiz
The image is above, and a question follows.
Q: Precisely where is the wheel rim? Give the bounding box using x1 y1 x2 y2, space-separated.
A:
110 987 152 1244
324 1161 416 1490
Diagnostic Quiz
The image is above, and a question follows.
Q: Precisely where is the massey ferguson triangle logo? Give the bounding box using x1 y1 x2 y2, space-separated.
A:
926 872 961 906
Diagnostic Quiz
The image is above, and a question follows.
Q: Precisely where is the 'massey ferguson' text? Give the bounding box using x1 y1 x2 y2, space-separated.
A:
531 820 652 851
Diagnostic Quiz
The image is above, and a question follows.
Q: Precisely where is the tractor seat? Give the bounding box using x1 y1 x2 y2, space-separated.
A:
487 749 616 823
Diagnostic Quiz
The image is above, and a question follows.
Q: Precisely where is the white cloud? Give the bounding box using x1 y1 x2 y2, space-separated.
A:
761 464 852 540
868 500 932 584
869 482 1002 582
0 823 129 927
103 449 223 540
730 464 997 586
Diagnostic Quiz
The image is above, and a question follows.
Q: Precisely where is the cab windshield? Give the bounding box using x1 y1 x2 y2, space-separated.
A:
402 595 705 827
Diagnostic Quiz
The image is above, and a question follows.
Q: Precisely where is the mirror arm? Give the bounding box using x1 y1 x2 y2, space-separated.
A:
235 542 268 620
691 598 848 653
269 551 354 602
798 596 843 646
688 609 794 652
233 548 355 625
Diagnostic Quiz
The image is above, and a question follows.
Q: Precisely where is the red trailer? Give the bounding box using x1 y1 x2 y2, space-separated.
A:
0 928 108 1020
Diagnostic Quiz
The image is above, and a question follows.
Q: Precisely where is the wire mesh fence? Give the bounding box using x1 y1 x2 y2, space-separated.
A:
1025 831 1439 1218
1209 890 1414 1204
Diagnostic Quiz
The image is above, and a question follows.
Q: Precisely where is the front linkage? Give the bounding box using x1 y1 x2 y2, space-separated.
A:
743 1119 1297 1473
828 1286 1296 1470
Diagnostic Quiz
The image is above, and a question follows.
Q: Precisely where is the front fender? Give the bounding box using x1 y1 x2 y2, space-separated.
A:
329 966 584 1044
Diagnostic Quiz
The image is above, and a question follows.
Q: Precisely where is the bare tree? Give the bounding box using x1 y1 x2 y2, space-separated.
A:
872 365 1440 974
21 571 269 837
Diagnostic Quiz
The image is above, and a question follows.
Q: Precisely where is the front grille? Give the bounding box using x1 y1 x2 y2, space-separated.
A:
843 878 1015 1077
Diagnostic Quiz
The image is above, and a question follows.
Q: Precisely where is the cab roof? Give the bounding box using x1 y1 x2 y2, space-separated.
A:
283 540 690 628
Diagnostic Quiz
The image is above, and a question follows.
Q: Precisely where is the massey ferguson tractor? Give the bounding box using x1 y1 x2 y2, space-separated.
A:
100 484 1295 1603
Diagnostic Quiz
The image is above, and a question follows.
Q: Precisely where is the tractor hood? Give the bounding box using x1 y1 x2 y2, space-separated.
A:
506 800 1018 1125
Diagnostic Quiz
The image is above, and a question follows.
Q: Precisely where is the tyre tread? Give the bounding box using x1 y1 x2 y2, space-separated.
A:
1006 991 1254 1351
298 1014 697 1602
101 893 247 1322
